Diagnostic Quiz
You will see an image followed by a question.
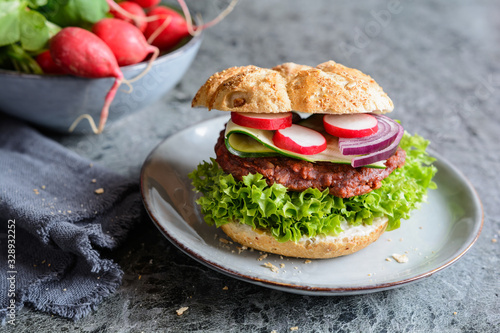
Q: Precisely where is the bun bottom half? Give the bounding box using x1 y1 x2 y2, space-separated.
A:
220 217 388 259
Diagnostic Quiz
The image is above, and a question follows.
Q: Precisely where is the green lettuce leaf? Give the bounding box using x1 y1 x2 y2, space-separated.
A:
189 132 437 243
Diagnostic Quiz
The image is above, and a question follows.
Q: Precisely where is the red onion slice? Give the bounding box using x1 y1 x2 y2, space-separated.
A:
350 120 404 168
339 115 399 155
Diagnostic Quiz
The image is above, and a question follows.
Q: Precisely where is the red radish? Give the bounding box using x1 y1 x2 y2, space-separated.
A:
323 114 378 138
130 0 160 8
36 50 65 74
50 27 123 133
109 1 147 32
144 6 190 51
231 112 293 130
273 124 327 155
92 18 159 67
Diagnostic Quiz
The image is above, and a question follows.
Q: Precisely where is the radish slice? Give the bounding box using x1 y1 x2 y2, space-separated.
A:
323 113 378 138
272 124 327 155
350 120 404 168
231 112 293 130
339 115 399 155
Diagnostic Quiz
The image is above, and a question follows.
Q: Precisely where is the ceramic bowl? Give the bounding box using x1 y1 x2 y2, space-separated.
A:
0 33 202 133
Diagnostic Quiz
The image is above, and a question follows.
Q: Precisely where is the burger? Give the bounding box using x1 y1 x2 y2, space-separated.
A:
189 61 436 259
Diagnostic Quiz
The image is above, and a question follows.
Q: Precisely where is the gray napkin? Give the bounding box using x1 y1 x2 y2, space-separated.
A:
0 115 141 322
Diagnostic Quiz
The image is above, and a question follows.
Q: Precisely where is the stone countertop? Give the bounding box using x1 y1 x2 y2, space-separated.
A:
10 0 500 332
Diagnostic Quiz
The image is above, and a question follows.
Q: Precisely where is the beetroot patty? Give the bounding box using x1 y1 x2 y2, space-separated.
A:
215 130 406 198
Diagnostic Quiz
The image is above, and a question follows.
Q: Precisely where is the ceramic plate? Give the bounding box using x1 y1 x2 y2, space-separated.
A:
140 116 483 295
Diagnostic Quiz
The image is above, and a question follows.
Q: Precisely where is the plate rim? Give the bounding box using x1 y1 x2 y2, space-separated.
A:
140 116 484 295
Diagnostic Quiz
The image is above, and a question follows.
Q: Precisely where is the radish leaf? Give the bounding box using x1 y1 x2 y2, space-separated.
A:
19 10 50 51
0 1 22 47
39 0 108 28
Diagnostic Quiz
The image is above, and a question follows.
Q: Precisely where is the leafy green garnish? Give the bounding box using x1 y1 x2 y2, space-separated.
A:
19 9 49 51
0 1 23 48
38 0 108 29
189 132 437 243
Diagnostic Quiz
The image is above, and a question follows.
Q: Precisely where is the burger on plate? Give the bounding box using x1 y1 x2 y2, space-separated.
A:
189 61 436 259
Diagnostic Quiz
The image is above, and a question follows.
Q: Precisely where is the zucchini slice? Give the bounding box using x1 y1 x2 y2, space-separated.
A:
224 118 386 169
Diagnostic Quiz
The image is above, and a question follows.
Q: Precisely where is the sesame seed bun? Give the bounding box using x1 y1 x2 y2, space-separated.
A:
192 60 394 115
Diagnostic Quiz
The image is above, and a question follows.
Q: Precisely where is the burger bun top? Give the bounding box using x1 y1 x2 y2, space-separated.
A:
192 60 394 115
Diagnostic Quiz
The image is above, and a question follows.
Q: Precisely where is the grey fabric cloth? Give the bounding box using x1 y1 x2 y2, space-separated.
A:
0 115 141 322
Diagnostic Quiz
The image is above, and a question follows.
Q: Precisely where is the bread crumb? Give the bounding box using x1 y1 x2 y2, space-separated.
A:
176 306 189 316
280 263 285 268
385 258 392 262
94 188 104 194
399 238 403 242
492 238 497 243
453 312 457 315
219 238 230 244
222 286 228 290
419 226 423 229
290 327 298 331
138 275 142 280
33 189 40 195
91 179 97 183
263 262 279 273
367 273 372 277
392 253 409 263
386 238 392 242
304 260 312 264
271 331 277 333
237 246 248 254
258 254 268 261
41 185 46 189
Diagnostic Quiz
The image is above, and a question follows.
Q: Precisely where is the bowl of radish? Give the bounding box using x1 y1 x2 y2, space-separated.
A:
0 0 206 133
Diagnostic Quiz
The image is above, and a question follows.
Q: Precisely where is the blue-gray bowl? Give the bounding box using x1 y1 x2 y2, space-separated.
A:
0 32 202 133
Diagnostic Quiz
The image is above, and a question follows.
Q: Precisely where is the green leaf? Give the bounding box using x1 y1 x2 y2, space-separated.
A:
189 132 438 242
19 9 49 51
0 0 22 47
27 0 48 8
39 0 108 28
45 19 60 38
